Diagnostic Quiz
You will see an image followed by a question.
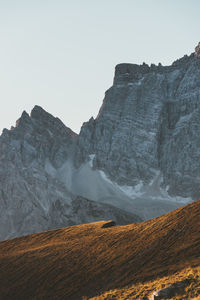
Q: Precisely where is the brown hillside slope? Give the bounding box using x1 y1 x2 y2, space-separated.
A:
0 200 199 299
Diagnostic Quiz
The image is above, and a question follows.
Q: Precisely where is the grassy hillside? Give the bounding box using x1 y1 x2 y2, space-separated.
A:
0 200 199 299
91 266 200 299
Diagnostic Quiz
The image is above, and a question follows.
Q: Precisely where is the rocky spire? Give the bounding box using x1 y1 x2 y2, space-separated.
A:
194 42 200 57
15 110 31 128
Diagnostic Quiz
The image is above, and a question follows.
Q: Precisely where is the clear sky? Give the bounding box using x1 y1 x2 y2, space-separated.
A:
0 0 199 134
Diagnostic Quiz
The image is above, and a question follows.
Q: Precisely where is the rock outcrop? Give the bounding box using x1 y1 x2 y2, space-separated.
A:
149 280 190 299
101 220 116 228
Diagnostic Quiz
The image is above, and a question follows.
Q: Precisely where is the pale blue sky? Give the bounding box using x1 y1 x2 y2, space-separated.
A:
0 0 199 133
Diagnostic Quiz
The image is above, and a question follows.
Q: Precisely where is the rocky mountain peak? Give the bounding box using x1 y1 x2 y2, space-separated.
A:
30 105 55 122
194 42 200 57
15 110 31 127
30 105 77 139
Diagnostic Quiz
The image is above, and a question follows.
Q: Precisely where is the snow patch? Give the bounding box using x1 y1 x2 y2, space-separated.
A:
99 170 112 184
47 129 53 137
45 159 57 177
135 78 144 86
99 168 191 205
118 182 144 198
176 113 193 128
89 154 95 168
116 84 125 88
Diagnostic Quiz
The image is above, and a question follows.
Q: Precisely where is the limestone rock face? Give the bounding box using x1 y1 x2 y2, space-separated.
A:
76 43 200 199
0 106 140 240
1 43 200 240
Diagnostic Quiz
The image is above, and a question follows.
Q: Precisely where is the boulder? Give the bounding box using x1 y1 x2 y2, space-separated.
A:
101 221 116 228
149 280 187 299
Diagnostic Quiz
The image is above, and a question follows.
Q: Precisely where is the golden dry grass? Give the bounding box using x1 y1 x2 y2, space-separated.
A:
91 266 200 299
0 200 199 299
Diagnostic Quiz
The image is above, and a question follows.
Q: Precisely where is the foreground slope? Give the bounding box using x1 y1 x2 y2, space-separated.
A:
0 200 199 299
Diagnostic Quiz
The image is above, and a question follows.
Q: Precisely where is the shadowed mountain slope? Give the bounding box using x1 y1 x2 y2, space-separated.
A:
0 199 199 299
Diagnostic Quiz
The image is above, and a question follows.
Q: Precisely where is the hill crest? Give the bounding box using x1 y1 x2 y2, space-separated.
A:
0 199 199 299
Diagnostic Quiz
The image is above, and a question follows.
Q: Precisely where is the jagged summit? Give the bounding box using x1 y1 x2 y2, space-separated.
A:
30 105 58 123
12 105 77 139
15 110 31 128
30 105 49 119
114 43 200 84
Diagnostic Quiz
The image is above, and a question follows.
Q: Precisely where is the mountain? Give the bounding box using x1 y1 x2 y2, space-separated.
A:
0 199 199 299
0 43 200 240
76 44 200 198
73 43 200 217
0 106 140 240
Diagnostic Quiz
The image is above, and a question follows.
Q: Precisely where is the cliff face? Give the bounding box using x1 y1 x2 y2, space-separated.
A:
0 106 140 240
1 44 200 240
0 106 75 239
76 50 200 199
